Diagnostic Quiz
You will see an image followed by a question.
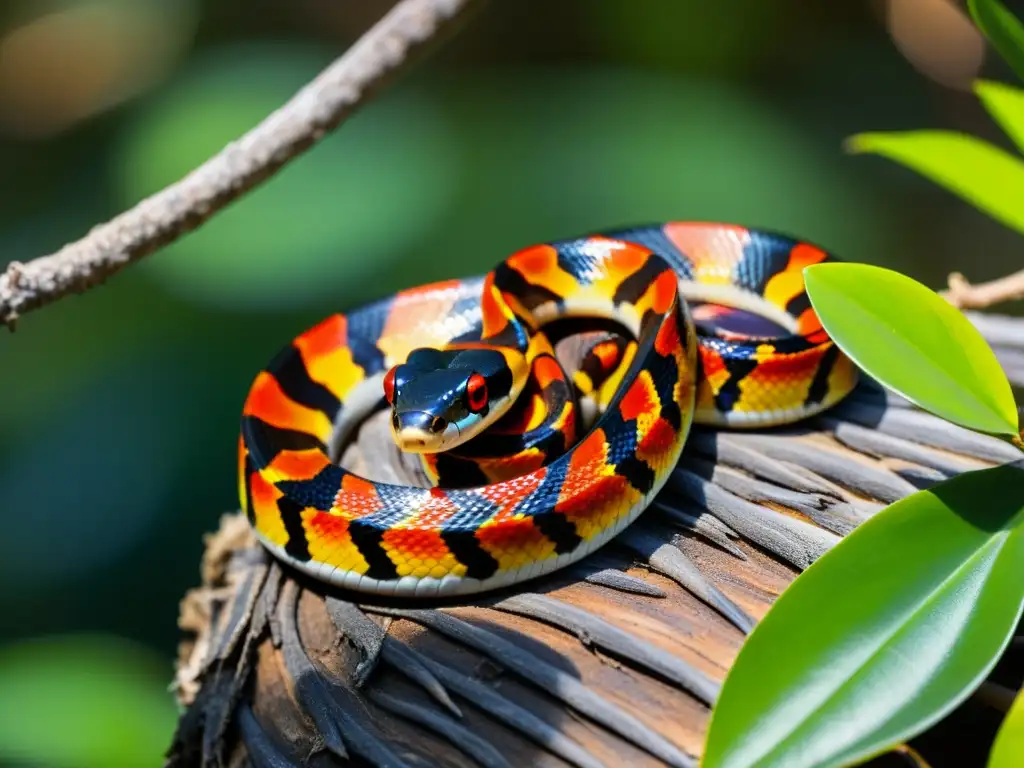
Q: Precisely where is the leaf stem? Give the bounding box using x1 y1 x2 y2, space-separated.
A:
891 743 933 768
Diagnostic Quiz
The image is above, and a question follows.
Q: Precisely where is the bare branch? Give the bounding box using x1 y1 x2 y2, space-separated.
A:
943 268 1024 310
0 0 483 330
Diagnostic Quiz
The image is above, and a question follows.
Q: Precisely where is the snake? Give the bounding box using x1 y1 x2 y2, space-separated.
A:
238 222 859 597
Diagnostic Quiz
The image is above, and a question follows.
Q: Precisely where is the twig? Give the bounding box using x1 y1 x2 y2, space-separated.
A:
973 681 1020 713
943 269 1024 310
0 0 483 330
890 744 933 768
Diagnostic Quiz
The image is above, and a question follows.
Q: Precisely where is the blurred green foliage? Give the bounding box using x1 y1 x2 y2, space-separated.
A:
118 43 460 311
969 0 1024 82
0 635 178 768
0 0 1021 764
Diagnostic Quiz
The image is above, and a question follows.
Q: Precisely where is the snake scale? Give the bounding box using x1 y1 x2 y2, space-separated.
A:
238 222 859 596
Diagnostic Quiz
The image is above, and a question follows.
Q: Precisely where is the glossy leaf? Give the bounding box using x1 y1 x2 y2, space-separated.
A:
0 635 177 768
976 80 1024 153
989 685 1024 767
968 0 1024 83
804 262 1018 437
847 130 1024 235
702 463 1024 768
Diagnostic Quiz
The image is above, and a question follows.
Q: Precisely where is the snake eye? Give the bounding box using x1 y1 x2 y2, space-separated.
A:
466 373 488 412
383 366 397 404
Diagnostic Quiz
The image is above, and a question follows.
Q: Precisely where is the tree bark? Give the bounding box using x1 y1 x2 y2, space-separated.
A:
166 312 1024 768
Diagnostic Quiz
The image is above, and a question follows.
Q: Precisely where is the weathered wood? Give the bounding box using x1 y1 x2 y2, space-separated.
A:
167 314 1024 768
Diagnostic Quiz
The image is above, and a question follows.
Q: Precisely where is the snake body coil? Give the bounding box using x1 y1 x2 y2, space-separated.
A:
239 223 858 596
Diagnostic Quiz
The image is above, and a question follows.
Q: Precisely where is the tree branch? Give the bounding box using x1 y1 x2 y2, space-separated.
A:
0 0 483 330
944 268 1024 310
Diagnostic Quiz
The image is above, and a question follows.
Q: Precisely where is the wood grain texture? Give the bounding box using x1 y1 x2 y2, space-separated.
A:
168 313 1024 768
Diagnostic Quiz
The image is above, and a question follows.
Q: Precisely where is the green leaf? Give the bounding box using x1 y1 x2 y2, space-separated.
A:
968 0 1024 83
847 130 1024 235
702 463 1024 768
804 262 1018 437
806 262 1015 436
0 635 177 768
976 79 1024 153
989 685 1024 767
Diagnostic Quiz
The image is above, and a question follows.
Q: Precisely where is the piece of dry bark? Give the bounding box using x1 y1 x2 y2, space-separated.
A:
167 314 1024 768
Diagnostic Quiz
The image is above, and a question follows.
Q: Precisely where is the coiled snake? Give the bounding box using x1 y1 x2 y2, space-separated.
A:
238 222 858 596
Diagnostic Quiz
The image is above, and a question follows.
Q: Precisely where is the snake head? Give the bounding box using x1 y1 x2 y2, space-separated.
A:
383 347 526 453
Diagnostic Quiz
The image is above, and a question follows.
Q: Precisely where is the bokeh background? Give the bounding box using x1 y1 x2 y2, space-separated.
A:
1 0 1021 765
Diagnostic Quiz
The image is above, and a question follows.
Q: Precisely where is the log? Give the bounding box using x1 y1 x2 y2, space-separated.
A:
166 314 1024 768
